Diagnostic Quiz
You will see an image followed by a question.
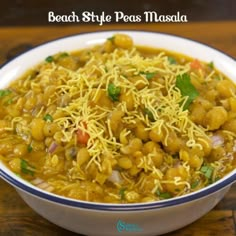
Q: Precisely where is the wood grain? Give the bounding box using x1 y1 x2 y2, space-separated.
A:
0 22 236 236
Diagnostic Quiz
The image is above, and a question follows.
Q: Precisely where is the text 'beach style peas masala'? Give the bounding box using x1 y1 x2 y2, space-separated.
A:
0 34 235 203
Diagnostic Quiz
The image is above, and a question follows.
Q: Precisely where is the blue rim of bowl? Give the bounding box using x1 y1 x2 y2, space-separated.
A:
0 30 236 211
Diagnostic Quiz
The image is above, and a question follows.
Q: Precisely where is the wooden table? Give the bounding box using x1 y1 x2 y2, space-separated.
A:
0 22 236 236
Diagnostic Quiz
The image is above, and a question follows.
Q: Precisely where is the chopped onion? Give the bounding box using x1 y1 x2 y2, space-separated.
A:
108 170 122 184
48 142 58 153
31 177 44 185
31 178 54 192
211 135 224 148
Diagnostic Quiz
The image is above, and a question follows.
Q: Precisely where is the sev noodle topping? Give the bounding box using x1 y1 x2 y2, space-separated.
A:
0 34 236 203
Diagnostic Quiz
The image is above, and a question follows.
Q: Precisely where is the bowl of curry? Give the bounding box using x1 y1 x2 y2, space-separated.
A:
0 31 235 236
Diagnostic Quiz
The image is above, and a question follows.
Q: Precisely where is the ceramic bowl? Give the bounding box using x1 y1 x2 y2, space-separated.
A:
0 31 236 236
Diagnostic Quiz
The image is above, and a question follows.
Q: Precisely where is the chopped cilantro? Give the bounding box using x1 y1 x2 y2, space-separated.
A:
144 108 155 122
119 188 126 200
45 55 54 63
191 180 199 189
156 189 172 199
0 89 11 98
107 36 115 42
43 114 53 122
175 73 199 110
20 159 35 176
140 71 156 80
59 52 69 58
200 164 214 179
168 56 177 64
6 98 13 105
27 144 33 153
208 61 214 69
108 83 121 101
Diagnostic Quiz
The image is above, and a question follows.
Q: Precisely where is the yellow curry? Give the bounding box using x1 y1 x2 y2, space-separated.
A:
0 34 235 203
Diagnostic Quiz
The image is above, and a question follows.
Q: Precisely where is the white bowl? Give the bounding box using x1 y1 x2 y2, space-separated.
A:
0 31 236 236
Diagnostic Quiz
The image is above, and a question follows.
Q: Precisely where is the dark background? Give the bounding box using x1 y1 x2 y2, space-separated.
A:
1 0 236 26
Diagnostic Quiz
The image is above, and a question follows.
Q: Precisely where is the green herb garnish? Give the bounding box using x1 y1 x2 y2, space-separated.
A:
191 180 199 189
156 189 172 199
144 108 155 122
108 83 121 101
168 56 177 64
200 165 214 179
140 71 156 80
208 61 214 69
45 55 54 63
59 52 69 58
175 73 199 110
119 188 126 200
27 144 33 153
20 159 35 176
43 114 53 122
0 89 11 98
107 36 115 42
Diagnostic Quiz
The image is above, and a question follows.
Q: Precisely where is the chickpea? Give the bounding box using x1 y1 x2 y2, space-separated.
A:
129 166 141 176
190 102 207 125
141 196 156 202
13 143 28 157
164 166 188 194
198 137 212 156
119 92 134 111
128 75 148 90
24 91 36 111
57 56 78 71
43 85 56 103
77 147 90 166
95 173 107 185
0 142 14 155
109 110 124 135
222 118 236 133
118 156 132 169
209 146 225 162
134 121 149 141
113 34 133 49
6 105 21 117
143 141 159 154
9 158 21 173
229 97 236 112
151 151 164 168
45 104 57 115
31 140 45 151
216 79 235 98
163 131 182 154
97 90 113 109
120 138 142 155
149 127 163 142
31 118 45 141
204 106 227 130
180 146 204 169
119 129 129 145
101 158 112 175
125 190 140 203
43 122 59 137
103 40 114 53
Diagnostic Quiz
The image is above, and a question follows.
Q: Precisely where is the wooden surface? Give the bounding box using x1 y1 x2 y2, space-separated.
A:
0 22 236 236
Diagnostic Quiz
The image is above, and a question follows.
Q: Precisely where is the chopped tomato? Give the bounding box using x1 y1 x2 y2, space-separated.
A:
77 122 90 145
190 59 202 70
